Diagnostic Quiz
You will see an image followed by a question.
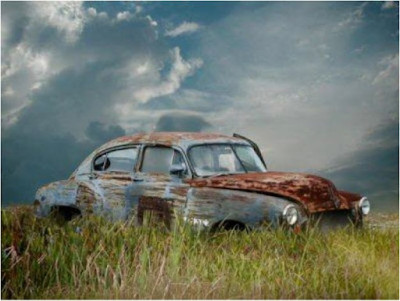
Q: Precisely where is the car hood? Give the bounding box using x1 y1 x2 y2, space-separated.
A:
188 171 359 213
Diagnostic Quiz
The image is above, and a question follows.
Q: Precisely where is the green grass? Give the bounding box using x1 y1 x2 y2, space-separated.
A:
1 206 399 299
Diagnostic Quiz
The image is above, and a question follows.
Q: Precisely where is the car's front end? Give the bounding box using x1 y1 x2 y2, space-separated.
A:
187 170 370 232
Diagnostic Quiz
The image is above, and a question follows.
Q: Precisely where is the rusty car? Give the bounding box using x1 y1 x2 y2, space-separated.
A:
33 132 370 231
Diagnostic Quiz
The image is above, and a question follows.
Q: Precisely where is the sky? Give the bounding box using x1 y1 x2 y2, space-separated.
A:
1 1 399 211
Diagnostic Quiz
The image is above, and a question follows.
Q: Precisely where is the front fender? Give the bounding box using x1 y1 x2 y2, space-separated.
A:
185 187 308 228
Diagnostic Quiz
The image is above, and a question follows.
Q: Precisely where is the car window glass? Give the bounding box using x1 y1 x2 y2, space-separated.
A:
141 147 186 174
189 146 214 174
234 145 266 172
93 148 138 173
189 144 244 176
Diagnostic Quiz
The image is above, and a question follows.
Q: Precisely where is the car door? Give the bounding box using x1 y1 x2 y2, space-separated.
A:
126 145 191 228
76 146 140 221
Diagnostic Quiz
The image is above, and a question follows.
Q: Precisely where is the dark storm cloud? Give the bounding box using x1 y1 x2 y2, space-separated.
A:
138 89 232 113
2 121 125 205
1 2 167 204
1 2 30 48
13 59 133 137
318 119 399 211
155 112 211 132
85 121 126 144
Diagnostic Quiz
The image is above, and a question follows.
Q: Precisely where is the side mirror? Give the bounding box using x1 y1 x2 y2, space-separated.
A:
170 164 187 177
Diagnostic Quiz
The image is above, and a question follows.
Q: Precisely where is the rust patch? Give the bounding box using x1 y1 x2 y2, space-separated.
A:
188 172 360 214
100 132 243 149
338 190 362 207
76 184 96 214
137 196 172 228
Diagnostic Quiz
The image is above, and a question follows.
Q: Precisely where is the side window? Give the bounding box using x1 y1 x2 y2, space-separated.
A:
141 146 186 174
93 148 138 173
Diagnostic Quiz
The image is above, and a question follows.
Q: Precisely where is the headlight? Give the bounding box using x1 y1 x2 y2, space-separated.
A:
282 205 298 225
359 197 370 215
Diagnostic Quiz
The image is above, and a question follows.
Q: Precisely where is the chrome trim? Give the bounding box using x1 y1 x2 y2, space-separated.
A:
282 204 298 225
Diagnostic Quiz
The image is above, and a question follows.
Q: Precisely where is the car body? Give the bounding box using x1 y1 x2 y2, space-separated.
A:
34 132 371 231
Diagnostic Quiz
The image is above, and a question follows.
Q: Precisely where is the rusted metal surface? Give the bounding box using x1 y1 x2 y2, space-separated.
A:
34 131 367 230
185 187 308 228
187 172 359 214
137 196 172 228
34 180 79 217
105 132 243 147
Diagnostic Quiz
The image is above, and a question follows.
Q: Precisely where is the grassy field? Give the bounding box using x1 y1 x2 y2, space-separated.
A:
1 206 399 299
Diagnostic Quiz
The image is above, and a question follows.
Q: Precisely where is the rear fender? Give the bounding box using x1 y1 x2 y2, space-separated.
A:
35 180 79 217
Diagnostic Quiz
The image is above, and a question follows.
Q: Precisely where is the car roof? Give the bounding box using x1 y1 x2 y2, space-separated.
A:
70 132 252 178
99 132 247 151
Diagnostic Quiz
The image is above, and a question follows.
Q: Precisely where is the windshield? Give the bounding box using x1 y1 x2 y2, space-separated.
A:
188 144 266 177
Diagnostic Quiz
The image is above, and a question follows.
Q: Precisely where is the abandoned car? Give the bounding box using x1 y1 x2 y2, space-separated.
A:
34 132 370 230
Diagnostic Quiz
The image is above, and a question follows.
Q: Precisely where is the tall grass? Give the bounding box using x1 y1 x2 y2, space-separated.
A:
1 206 398 299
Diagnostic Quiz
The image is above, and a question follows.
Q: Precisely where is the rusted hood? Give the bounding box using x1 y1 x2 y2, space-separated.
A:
188 171 353 213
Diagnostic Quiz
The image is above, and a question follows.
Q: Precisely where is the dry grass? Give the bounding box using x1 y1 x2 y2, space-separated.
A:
1 206 399 299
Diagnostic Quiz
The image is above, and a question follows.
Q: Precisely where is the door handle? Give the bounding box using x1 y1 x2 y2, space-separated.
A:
89 173 98 180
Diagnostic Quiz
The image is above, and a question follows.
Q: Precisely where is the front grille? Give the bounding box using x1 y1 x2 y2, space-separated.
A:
309 210 360 231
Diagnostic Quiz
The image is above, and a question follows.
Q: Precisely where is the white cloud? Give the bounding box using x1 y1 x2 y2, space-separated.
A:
2 102 32 128
133 47 203 102
32 1 85 43
146 15 158 27
136 62 150 75
381 1 396 9
1 2 165 132
87 7 97 18
116 11 132 22
98 12 109 20
3 87 15 97
336 2 367 30
135 5 143 14
165 21 200 37
86 7 108 21
372 54 399 85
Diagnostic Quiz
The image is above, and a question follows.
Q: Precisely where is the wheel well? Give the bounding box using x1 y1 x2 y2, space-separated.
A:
211 220 247 231
50 205 81 222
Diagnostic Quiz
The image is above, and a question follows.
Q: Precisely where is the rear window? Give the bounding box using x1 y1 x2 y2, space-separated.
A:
93 148 138 173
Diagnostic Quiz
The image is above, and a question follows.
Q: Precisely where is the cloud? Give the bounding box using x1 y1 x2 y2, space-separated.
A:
372 53 399 86
190 2 398 175
319 119 398 212
2 122 126 206
165 21 201 37
1 2 204 205
1 2 169 127
85 121 126 143
146 15 158 27
336 2 367 30
1 2 398 213
31 1 86 43
116 11 132 22
381 1 397 10
155 112 211 132
133 47 203 102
